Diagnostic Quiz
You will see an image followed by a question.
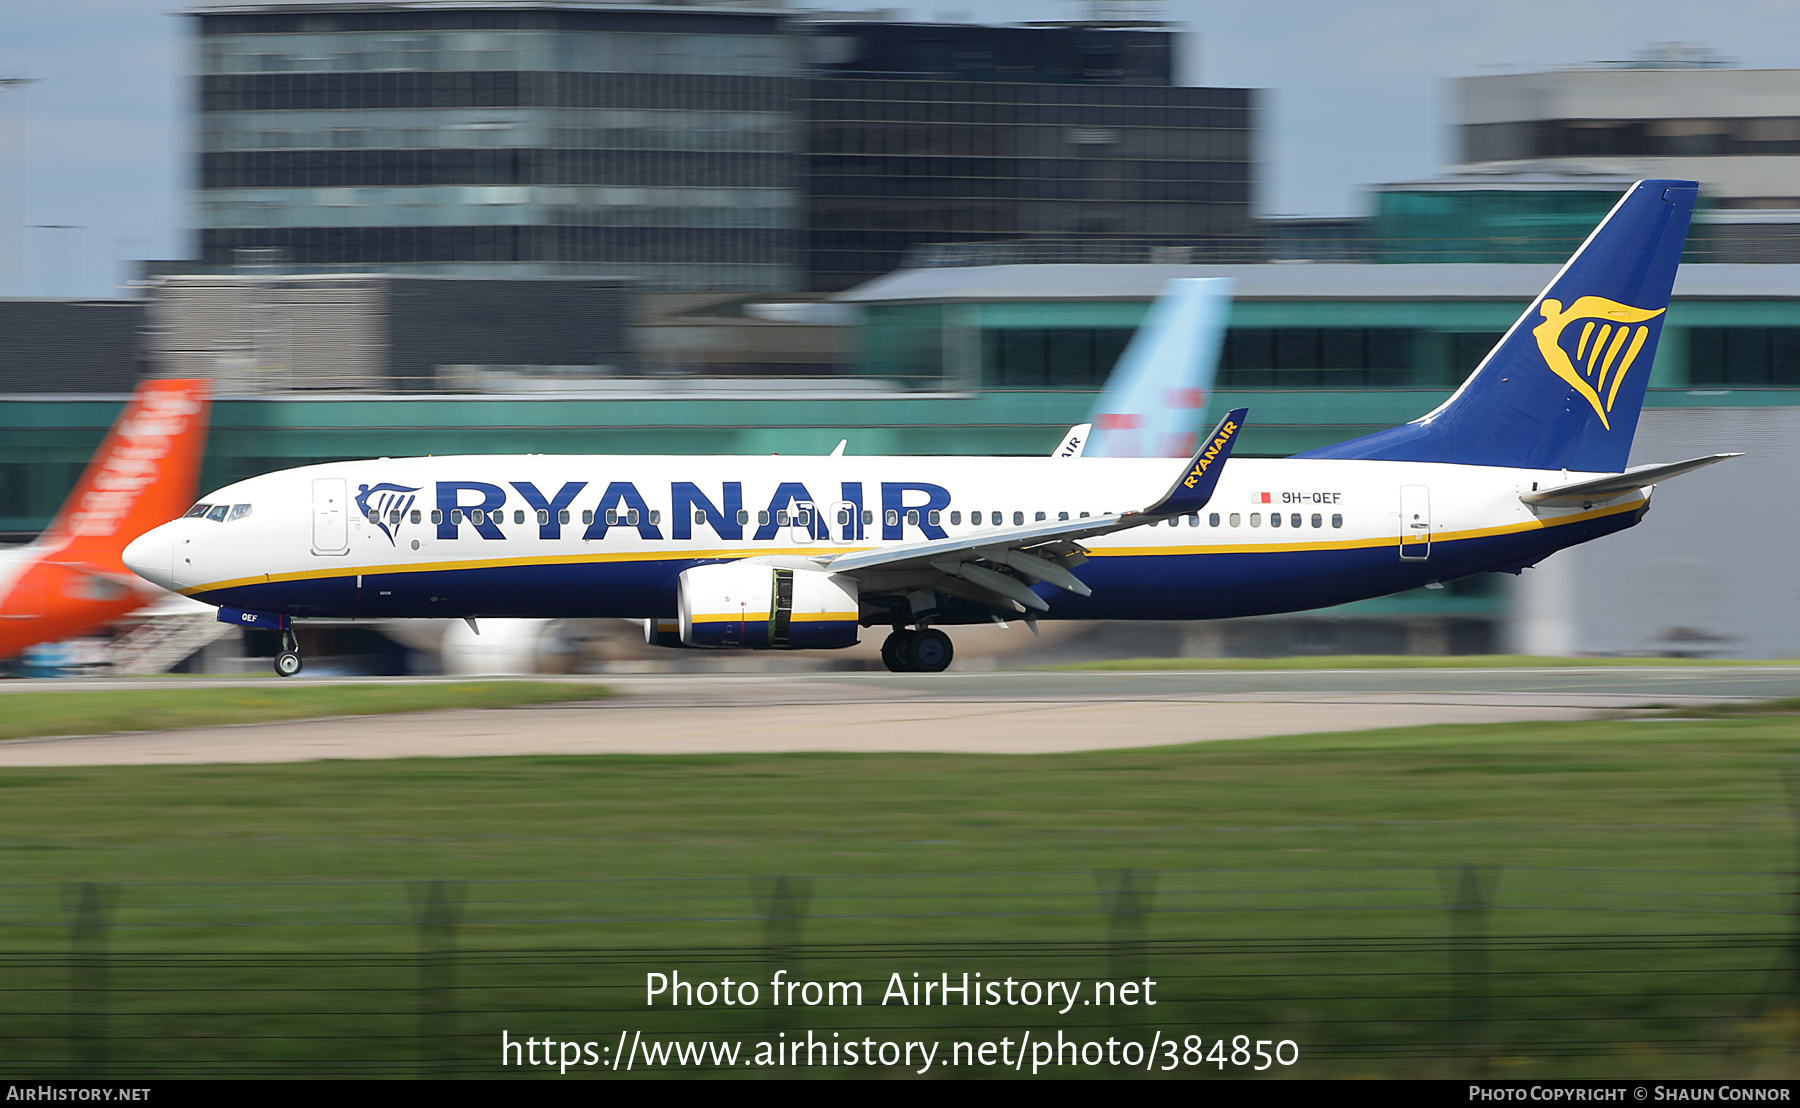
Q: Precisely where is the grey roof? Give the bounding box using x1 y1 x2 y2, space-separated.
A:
834 263 1800 303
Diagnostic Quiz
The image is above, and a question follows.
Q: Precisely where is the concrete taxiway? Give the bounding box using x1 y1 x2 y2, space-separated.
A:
0 666 1790 766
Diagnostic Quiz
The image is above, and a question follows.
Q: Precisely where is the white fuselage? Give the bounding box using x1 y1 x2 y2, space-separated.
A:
122 453 1647 626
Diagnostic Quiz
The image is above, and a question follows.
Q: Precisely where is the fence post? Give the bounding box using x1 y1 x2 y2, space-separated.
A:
65 883 117 1079
1098 868 1157 1071
411 880 465 1078
1784 765 1800 998
1446 864 1497 1068
754 876 813 1030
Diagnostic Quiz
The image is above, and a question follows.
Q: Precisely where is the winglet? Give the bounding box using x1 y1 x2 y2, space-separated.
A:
1142 407 1246 517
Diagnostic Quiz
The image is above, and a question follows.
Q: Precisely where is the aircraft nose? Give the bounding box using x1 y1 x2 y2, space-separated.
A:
123 524 177 591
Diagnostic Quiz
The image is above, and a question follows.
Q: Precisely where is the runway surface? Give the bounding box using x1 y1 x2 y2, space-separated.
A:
0 666 1791 766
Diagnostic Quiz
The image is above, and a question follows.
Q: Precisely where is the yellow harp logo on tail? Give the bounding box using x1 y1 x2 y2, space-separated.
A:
1531 296 1665 430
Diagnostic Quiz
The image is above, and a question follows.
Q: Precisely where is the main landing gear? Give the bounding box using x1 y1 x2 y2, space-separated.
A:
881 628 954 673
274 626 303 678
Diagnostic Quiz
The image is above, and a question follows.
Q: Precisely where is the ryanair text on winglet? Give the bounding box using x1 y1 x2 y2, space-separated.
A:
1182 420 1238 489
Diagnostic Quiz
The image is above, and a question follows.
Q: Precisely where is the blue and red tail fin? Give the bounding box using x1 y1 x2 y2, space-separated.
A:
1300 180 1697 473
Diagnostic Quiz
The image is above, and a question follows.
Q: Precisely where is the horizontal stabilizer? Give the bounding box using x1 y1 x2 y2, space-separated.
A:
1522 453 1741 506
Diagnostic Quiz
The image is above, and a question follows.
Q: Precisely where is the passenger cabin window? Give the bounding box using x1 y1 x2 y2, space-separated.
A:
538 509 550 525
1059 511 1069 521
430 509 442 524
1229 513 1240 527
736 510 749 525
605 510 618 526
628 509 641 526
1187 513 1198 527
1332 513 1343 528
582 510 593 525
1270 512 1281 528
649 511 660 525
389 510 401 525
1311 513 1322 528
1291 513 1302 528
1013 511 1024 526
1079 511 1089 519
1034 511 1045 522
559 510 569 525
471 509 486 525
927 510 940 526
450 509 463 524
905 510 918 526
229 504 253 521
1250 513 1261 527
795 510 809 527
1209 513 1220 527
885 509 899 526
207 505 230 522
862 510 873 525
949 511 961 525
758 511 770 525
777 510 790 526
185 503 211 518
411 509 422 524
514 510 525 525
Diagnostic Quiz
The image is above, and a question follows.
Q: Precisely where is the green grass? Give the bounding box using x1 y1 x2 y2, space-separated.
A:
0 680 608 741
4 716 1799 1078
1052 653 1800 671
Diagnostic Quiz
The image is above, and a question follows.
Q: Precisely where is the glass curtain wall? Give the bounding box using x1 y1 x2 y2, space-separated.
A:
195 10 803 290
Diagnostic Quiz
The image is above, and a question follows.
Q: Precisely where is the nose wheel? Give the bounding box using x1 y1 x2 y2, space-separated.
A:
880 628 954 673
274 627 303 678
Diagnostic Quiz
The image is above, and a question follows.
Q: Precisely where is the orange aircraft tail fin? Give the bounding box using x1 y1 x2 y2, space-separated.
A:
39 379 211 571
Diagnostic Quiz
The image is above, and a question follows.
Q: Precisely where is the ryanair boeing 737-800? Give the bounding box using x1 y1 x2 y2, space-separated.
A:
123 180 1734 676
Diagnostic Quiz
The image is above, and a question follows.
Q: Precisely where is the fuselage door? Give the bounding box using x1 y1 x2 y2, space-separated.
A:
1399 484 1431 560
312 477 349 555
790 500 816 545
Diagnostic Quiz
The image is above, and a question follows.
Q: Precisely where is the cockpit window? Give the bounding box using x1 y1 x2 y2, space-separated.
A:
184 504 211 519
205 504 230 522
228 503 252 521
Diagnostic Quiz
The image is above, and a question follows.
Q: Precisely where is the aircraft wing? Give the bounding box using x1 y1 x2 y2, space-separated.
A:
818 409 1245 614
1521 453 1741 506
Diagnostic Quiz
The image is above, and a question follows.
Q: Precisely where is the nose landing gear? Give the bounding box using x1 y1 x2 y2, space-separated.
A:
274 627 303 678
880 627 954 673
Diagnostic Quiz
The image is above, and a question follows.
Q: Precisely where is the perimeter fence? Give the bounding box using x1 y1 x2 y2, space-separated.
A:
4 864 1800 1078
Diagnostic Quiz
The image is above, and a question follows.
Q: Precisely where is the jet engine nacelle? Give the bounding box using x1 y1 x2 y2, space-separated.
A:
677 562 859 649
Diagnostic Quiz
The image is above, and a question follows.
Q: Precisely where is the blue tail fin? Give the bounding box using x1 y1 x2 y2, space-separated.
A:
1299 180 1697 472
1085 277 1231 458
